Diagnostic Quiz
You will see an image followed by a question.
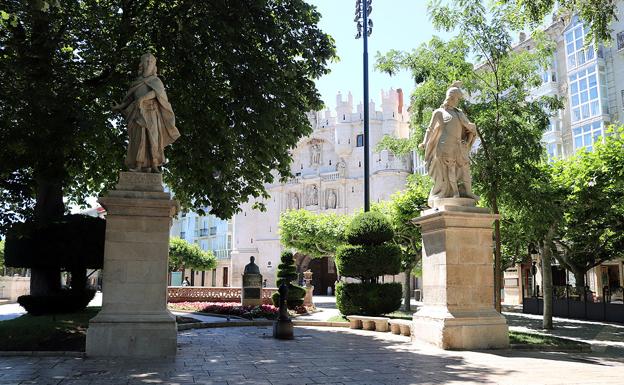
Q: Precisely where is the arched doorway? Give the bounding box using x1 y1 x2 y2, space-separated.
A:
295 253 337 295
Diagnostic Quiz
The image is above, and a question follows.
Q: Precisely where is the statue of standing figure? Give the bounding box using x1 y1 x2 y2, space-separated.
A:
113 53 181 173
420 82 479 206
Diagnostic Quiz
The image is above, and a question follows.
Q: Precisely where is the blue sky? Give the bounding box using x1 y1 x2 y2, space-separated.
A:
309 0 442 110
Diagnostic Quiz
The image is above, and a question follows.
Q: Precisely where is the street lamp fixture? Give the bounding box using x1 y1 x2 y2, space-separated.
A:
354 0 373 211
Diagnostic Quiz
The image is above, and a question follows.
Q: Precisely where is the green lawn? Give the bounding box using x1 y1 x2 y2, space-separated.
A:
0 307 100 351
508 331 586 348
0 307 199 351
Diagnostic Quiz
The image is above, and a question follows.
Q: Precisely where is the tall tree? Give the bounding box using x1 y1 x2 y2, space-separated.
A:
0 239 4 274
374 174 430 312
279 209 350 259
550 126 624 290
376 0 561 312
0 1 335 293
168 238 217 274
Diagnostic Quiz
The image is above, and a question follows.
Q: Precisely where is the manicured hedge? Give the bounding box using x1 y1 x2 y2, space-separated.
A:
345 211 394 246
4 215 105 269
335 244 401 280
335 282 402 316
17 289 96 316
271 285 306 309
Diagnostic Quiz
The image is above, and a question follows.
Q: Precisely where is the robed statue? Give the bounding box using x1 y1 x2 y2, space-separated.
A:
420 82 479 206
113 53 180 173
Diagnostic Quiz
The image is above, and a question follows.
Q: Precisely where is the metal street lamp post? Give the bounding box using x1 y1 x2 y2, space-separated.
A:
355 0 373 211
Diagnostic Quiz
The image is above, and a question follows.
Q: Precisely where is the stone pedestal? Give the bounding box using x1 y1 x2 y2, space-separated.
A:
412 204 509 350
86 172 178 357
242 273 263 306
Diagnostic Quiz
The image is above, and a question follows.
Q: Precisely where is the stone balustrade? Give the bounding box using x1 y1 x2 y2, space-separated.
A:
168 286 278 304
320 171 340 181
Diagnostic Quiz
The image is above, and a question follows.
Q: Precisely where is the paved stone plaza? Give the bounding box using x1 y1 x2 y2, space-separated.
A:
1 325 624 385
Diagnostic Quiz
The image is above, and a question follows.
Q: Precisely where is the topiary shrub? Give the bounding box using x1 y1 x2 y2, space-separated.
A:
344 211 394 246
335 211 402 316
17 289 96 316
335 282 402 316
335 244 401 280
271 251 306 309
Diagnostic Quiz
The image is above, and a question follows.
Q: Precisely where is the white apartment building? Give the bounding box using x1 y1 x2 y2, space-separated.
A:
505 4 624 303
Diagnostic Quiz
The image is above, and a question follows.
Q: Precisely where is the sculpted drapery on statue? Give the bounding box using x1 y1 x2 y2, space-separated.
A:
420 82 479 206
113 53 181 173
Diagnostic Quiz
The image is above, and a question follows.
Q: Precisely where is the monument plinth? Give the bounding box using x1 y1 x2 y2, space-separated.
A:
241 256 262 306
86 172 179 357
411 201 509 349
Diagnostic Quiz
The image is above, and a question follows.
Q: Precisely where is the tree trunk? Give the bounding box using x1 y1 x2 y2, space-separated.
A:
70 266 87 293
30 177 64 296
541 229 556 330
492 200 502 313
403 268 411 312
573 270 586 290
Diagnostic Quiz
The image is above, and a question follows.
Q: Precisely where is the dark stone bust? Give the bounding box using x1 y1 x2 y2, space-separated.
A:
244 256 260 274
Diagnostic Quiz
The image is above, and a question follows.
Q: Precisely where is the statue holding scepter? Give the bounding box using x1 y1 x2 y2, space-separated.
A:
419 81 479 206
112 53 180 173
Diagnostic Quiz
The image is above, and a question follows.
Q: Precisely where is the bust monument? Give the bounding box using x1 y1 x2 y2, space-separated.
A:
420 81 479 207
244 256 261 274
113 53 181 173
242 256 262 306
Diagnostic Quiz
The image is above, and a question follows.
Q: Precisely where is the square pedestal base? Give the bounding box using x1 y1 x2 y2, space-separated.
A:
412 307 509 350
86 313 177 357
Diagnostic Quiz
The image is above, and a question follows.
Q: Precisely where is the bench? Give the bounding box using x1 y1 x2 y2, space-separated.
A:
346 315 390 332
389 319 411 336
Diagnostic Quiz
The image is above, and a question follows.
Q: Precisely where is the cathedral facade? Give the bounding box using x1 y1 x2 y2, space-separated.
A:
229 88 413 290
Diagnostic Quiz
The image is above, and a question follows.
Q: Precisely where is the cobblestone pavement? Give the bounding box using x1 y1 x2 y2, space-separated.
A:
2 326 624 385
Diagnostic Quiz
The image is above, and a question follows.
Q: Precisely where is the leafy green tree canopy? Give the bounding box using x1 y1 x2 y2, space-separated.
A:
0 0 336 234
169 238 217 272
498 0 619 43
279 209 350 258
373 174 430 272
549 126 624 286
376 0 564 311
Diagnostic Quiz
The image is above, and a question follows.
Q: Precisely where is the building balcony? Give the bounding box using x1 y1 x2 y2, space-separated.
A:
542 130 563 144
199 228 209 237
179 231 186 238
213 249 232 260
320 171 340 181
533 81 560 97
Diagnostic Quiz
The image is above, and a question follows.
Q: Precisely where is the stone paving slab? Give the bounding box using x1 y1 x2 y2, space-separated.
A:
1 325 624 384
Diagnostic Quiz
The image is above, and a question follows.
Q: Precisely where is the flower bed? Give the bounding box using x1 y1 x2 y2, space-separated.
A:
169 301 279 319
168 301 312 320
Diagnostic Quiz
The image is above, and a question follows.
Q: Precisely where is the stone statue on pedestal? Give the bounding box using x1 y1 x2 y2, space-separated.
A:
242 256 262 306
420 81 479 206
113 53 181 173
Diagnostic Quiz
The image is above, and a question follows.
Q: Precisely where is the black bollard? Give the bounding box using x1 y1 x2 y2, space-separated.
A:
273 283 294 340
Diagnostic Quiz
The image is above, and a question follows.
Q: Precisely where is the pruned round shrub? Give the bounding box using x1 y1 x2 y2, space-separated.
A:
345 211 394 246
272 251 306 309
17 289 96 316
335 282 402 316
335 244 401 280
271 285 306 309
